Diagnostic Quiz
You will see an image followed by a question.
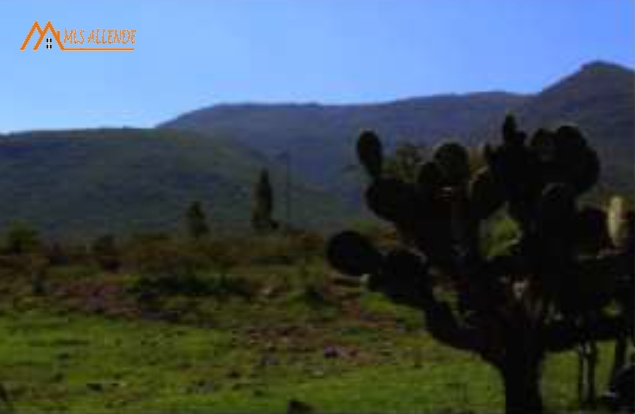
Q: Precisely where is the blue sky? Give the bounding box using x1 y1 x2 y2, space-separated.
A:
1 0 633 132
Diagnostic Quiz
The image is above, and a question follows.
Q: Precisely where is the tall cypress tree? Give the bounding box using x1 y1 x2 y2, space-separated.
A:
252 169 277 232
186 201 210 239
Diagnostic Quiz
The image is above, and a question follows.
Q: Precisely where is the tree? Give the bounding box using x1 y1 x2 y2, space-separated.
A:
3 222 41 255
251 169 278 233
91 234 120 271
185 201 210 240
326 117 633 414
2 222 49 295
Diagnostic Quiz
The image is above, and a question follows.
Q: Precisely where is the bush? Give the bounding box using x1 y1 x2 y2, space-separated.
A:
231 232 324 266
123 233 257 301
131 272 257 300
2 222 41 255
123 233 209 278
91 234 121 271
191 238 241 275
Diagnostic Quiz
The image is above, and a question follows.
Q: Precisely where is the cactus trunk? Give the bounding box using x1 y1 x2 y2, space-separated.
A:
501 355 544 414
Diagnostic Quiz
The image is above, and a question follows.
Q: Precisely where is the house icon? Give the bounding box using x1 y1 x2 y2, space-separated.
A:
21 21 64 51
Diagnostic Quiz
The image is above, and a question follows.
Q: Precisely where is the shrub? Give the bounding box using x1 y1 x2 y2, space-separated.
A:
91 234 121 272
2 222 41 255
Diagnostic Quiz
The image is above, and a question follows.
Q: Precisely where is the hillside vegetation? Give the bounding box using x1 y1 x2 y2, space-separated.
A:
164 61 634 199
0 129 350 238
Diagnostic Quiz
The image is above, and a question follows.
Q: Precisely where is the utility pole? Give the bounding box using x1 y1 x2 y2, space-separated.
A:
285 151 292 229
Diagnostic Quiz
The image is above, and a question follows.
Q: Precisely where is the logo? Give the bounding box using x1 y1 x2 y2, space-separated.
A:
21 21 136 52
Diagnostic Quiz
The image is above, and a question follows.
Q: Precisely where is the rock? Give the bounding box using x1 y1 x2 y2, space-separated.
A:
227 369 241 379
311 369 325 378
261 285 278 299
323 346 341 359
57 352 71 361
191 380 215 394
287 399 314 414
259 354 278 367
86 382 104 392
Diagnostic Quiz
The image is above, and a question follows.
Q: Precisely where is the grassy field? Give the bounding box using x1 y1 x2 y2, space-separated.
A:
0 260 617 413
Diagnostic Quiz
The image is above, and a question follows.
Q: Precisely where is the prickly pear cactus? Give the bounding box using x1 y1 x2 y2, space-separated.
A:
325 115 634 414
432 142 470 185
357 130 383 179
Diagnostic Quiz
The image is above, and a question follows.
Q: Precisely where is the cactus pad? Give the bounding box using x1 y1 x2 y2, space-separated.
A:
365 178 418 223
326 231 383 277
357 130 383 179
469 168 504 220
368 249 430 306
432 142 470 185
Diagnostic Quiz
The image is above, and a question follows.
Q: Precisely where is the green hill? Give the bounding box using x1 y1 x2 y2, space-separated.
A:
161 93 527 188
473 61 634 195
163 61 633 199
1 61 631 238
521 61 634 194
0 129 350 238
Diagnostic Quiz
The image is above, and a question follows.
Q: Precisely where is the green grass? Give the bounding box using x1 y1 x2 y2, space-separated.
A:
0 256 617 413
0 305 616 413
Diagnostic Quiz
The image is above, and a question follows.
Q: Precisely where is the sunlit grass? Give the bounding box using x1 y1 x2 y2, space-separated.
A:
0 305 615 413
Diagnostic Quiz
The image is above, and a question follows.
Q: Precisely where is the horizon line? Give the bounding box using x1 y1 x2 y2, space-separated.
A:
1 59 630 135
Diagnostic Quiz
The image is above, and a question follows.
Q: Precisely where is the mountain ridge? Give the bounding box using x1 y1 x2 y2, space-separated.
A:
1 60 631 238
162 60 633 196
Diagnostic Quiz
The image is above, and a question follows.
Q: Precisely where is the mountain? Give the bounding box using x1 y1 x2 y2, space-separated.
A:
506 61 634 194
0 129 350 238
1 61 631 239
162 61 633 199
160 93 528 187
